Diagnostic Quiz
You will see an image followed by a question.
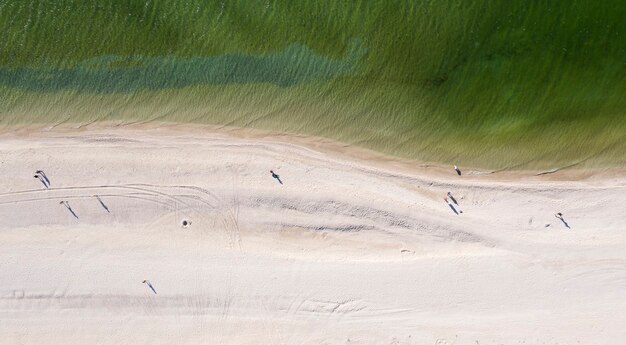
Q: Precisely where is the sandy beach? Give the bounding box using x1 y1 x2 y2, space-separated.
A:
1 124 625 344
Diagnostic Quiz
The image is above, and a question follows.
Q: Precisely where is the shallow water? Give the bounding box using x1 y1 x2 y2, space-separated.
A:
0 0 624 169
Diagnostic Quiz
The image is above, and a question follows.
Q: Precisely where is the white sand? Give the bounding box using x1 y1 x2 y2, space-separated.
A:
1 125 625 344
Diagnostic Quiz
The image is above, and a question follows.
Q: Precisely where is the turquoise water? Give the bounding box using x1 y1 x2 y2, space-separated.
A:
0 0 624 169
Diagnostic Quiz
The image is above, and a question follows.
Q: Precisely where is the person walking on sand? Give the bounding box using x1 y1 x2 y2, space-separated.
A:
270 170 283 185
454 165 461 176
142 280 157 294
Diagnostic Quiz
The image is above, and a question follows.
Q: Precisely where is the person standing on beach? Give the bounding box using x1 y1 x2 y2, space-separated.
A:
555 212 571 229
142 280 157 294
59 200 79 219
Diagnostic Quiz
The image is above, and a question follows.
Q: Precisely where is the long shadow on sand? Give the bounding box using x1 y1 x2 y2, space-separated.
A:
96 195 110 213
61 202 79 219
448 203 459 215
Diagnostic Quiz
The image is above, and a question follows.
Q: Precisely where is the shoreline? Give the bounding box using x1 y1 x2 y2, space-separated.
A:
1 121 624 184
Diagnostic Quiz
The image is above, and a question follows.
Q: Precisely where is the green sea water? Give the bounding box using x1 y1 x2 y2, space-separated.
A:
0 0 624 169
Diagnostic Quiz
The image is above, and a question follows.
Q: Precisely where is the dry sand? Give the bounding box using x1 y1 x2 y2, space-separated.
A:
0 124 625 344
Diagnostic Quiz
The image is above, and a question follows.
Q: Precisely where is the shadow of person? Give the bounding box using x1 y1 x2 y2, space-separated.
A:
270 170 283 185
447 192 459 205
60 201 79 219
95 195 110 213
34 175 49 189
36 170 50 186
555 213 570 229
142 280 157 294
448 203 459 215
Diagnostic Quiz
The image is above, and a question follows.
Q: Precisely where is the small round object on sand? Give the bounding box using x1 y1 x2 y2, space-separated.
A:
181 219 191 228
